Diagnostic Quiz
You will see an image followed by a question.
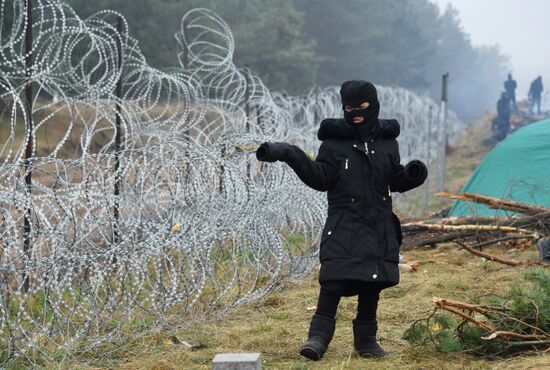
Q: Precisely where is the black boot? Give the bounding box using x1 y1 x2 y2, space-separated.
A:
299 314 336 360
352 319 388 358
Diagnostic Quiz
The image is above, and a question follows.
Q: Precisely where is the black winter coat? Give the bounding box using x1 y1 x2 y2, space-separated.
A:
258 118 427 288
497 97 511 121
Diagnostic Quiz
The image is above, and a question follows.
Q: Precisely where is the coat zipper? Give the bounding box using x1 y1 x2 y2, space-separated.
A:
364 139 380 279
345 158 348 169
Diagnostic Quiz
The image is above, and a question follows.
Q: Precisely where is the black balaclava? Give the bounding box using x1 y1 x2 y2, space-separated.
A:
340 80 380 141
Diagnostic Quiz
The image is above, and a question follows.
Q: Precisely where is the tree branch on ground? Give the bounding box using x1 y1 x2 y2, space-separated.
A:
436 192 550 216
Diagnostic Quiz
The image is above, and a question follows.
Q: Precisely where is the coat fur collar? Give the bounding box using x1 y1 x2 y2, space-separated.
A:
317 118 400 141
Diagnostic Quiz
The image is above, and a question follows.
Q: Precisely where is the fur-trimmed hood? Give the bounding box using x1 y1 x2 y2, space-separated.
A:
317 118 400 141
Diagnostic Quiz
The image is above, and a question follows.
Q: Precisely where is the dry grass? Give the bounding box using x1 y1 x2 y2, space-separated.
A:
445 113 494 196
9 111 548 369
49 114 549 369
58 245 549 369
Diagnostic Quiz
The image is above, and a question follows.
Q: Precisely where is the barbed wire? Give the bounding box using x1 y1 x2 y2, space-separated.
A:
0 2 464 365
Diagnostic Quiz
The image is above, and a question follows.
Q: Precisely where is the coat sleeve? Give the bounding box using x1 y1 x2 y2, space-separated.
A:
389 140 428 193
283 141 339 192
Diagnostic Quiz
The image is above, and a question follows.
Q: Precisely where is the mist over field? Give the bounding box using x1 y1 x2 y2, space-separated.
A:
66 0 513 121
433 0 550 99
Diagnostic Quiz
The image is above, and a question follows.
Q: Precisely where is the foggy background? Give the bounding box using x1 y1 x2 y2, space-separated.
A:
66 0 548 122
432 0 549 99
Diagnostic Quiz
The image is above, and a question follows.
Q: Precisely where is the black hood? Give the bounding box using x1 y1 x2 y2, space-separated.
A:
317 118 400 141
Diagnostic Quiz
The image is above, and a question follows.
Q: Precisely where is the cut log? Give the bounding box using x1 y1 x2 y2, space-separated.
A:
408 216 510 226
436 192 549 216
405 231 477 249
402 223 534 234
470 235 538 249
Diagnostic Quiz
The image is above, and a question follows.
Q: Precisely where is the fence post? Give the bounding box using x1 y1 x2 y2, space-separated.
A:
424 105 433 212
256 104 263 175
113 18 123 247
244 66 251 182
219 146 225 193
438 73 449 198
182 18 190 188
313 87 319 125
22 0 33 293
182 17 189 71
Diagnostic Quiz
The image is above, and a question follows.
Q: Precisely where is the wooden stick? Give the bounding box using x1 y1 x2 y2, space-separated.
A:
505 339 550 347
403 223 534 234
406 230 511 249
482 331 547 341
442 216 510 225
433 298 506 314
512 210 550 229
413 216 511 226
470 234 538 249
433 300 495 332
456 241 522 266
436 192 549 216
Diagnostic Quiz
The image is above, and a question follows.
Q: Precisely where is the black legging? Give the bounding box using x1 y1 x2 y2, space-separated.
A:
315 280 381 321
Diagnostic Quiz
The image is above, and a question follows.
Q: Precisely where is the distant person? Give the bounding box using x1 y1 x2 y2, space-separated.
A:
492 92 511 141
528 76 544 115
504 73 517 112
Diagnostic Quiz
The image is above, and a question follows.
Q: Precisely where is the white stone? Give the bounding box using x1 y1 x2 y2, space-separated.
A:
212 353 262 370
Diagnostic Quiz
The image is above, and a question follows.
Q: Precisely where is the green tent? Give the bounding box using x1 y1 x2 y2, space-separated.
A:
450 119 550 217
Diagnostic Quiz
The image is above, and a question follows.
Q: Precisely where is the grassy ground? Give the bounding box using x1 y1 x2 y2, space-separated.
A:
36 115 548 369
445 114 493 196
7 113 549 369
61 246 549 369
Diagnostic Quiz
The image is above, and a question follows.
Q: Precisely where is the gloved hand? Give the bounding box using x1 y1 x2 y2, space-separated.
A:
255 142 290 162
404 160 428 181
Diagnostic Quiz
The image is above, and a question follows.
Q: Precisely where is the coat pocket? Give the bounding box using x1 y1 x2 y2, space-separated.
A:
383 213 402 263
392 212 403 246
319 211 345 261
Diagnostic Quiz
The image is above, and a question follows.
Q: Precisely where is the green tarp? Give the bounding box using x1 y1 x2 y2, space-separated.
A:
450 119 550 217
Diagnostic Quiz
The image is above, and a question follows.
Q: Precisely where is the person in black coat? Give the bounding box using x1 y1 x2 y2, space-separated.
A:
256 80 427 360
528 76 544 115
504 74 517 113
493 91 511 141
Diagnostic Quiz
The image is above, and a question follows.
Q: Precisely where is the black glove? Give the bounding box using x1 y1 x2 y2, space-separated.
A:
255 142 290 162
404 160 428 182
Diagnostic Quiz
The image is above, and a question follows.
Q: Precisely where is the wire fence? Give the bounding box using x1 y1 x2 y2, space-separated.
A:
0 1 464 364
